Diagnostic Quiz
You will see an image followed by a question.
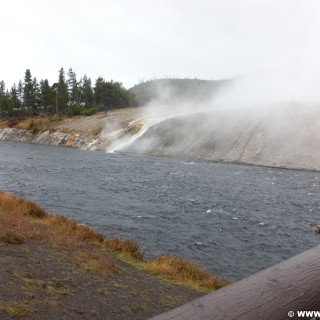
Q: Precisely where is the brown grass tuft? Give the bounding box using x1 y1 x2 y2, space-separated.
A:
16 117 54 132
144 256 227 292
46 215 144 262
73 250 120 276
103 237 144 262
0 302 34 318
46 215 105 243
0 190 47 218
0 120 8 128
0 231 26 244
0 211 54 244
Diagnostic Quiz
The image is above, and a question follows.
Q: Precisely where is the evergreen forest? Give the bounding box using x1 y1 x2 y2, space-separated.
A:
0 68 136 119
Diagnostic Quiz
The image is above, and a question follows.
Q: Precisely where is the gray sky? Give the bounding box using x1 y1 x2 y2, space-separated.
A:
1 0 320 89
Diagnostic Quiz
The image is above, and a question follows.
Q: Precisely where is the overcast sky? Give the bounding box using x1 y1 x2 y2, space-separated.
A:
1 0 320 89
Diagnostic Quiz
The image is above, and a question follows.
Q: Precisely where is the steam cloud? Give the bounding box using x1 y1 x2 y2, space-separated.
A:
103 71 320 171
103 0 320 171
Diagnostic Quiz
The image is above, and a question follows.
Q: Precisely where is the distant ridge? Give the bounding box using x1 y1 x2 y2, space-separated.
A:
129 78 230 106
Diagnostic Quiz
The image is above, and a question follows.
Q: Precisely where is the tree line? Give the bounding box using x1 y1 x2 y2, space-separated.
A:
0 68 136 119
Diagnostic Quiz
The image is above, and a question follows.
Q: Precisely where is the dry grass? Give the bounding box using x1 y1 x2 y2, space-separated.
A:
0 230 26 244
2 116 65 133
14 118 32 130
0 302 34 318
0 120 8 129
144 256 228 292
103 237 144 262
0 190 228 292
0 191 144 262
0 190 47 218
46 215 144 262
15 117 53 131
45 215 105 243
74 250 119 276
0 210 62 246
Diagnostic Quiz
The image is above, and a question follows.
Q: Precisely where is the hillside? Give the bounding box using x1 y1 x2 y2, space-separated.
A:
0 109 143 151
105 103 320 171
129 78 229 106
0 101 319 171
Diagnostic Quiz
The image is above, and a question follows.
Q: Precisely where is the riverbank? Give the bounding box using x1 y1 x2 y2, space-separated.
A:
0 108 143 151
0 191 226 319
0 104 319 171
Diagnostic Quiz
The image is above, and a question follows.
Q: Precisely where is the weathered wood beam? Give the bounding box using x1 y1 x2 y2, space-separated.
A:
150 244 320 320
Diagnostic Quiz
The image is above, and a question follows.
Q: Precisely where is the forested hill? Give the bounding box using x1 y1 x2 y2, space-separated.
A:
129 78 230 106
0 72 231 119
0 68 136 119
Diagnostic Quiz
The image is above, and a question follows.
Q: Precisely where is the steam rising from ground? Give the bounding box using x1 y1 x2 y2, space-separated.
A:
215 72 320 106
104 73 320 170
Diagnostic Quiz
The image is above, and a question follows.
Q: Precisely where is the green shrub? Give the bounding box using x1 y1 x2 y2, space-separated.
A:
28 120 40 133
83 107 97 116
69 104 84 116
68 104 97 117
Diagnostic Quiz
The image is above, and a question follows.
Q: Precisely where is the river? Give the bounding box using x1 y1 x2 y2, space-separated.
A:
0 141 319 280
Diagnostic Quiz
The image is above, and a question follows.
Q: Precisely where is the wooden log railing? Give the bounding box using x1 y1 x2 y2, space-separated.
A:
150 244 320 320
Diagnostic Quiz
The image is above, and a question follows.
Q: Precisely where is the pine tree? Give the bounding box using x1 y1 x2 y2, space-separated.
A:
67 67 79 105
32 77 40 114
57 68 69 112
0 81 6 117
0 80 5 93
77 77 83 103
23 69 35 115
0 81 12 118
94 78 135 111
94 77 106 111
81 75 94 108
40 79 54 114
17 80 23 103
10 84 22 117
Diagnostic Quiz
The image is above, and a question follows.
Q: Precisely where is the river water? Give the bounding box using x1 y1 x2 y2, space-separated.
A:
0 141 319 280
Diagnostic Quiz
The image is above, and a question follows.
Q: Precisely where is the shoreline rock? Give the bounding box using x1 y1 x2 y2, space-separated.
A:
0 127 103 150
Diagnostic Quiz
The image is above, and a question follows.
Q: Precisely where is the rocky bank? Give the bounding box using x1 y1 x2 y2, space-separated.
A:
0 127 101 150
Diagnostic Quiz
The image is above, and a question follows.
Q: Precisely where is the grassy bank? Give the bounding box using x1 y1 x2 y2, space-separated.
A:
0 190 227 319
